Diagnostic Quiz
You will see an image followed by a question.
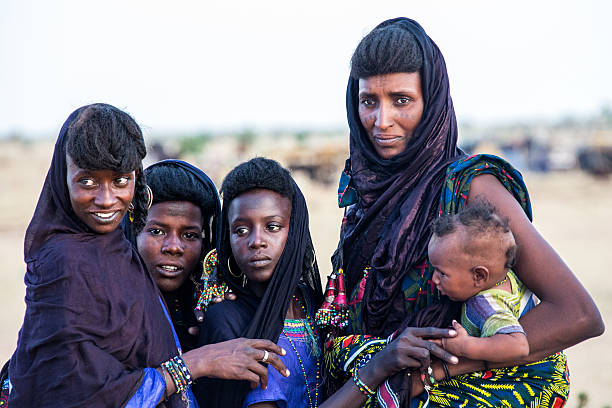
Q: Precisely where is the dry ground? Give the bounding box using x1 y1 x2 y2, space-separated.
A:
1 139 611 406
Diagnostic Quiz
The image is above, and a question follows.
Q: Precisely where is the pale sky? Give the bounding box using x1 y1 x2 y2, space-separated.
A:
1 0 611 137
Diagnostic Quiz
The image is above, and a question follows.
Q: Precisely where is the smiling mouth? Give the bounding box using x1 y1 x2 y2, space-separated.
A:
156 264 184 278
91 211 119 223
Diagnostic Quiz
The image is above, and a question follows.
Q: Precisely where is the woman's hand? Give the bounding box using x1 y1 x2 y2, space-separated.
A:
362 327 458 386
182 338 289 389
320 327 458 408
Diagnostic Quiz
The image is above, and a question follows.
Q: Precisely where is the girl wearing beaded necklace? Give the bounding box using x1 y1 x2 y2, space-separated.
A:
196 157 323 408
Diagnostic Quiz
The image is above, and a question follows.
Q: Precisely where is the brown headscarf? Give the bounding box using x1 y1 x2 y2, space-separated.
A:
335 18 464 337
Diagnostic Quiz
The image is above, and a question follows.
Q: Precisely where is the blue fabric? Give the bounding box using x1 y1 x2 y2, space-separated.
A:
125 368 165 408
243 326 320 408
125 297 199 408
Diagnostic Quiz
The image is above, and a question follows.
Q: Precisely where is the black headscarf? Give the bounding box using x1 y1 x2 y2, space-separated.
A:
9 106 183 407
336 17 464 337
198 176 323 407
219 179 322 340
123 159 222 352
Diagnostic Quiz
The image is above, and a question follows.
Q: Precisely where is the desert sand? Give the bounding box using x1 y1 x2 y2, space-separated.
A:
1 138 610 406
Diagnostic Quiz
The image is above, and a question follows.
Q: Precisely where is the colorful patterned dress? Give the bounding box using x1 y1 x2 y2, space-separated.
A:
325 154 570 408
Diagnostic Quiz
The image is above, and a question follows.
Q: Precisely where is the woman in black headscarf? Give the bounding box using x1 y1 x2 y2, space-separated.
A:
196 157 323 408
127 159 221 352
316 18 603 407
7 104 288 407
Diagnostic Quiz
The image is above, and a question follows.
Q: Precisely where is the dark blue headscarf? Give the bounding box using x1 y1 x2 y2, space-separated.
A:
10 105 182 407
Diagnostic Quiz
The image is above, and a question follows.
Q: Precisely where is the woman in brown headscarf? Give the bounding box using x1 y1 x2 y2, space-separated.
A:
317 18 603 408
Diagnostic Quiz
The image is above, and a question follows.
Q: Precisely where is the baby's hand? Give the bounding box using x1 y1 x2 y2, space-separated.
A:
432 320 470 357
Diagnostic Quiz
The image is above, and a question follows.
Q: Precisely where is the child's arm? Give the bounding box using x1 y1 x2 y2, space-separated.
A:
441 320 529 362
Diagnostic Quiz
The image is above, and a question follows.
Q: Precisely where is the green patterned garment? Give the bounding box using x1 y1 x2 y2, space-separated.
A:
326 154 569 408
462 270 537 338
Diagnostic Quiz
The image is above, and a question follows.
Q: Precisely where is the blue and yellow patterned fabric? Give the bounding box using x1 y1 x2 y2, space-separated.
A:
325 155 569 408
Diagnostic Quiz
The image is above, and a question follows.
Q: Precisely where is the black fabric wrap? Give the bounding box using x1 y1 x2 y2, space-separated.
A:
122 159 222 352
9 107 183 407
196 179 323 407
335 17 465 337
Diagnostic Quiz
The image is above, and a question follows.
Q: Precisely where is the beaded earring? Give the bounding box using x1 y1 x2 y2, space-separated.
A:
195 249 229 313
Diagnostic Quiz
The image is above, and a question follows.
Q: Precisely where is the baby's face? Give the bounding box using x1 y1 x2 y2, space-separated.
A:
428 233 481 302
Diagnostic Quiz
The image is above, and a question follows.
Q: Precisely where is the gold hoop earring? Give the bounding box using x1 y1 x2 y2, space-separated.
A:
145 185 154 210
227 257 242 278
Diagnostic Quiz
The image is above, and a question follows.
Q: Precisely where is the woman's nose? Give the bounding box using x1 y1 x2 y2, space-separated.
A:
162 233 183 255
94 185 118 208
374 102 394 130
249 228 267 249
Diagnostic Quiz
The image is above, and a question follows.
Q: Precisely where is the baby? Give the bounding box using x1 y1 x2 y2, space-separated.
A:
428 200 538 363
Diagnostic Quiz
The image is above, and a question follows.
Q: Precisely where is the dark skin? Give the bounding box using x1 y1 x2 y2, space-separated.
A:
321 71 604 405
413 175 605 394
65 160 290 403
157 338 289 402
248 295 306 408
225 189 301 408
228 189 292 298
208 190 458 407
137 201 205 340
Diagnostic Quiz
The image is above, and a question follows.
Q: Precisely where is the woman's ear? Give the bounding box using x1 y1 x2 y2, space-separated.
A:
471 266 489 288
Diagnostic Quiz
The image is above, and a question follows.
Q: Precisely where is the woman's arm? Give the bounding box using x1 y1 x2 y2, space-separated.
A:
423 173 604 383
466 174 603 364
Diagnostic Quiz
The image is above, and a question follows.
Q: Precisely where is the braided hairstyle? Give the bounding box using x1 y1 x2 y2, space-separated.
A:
350 23 423 79
65 103 148 232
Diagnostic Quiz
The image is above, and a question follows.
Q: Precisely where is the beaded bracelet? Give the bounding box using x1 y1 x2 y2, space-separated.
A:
352 368 376 397
420 366 436 392
162 356 193 393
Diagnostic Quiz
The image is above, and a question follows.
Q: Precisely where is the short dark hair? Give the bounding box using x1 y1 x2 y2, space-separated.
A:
350 24 423 79
220 157 294 205
144 163 216 224
65 103 148 231
431 200 518 269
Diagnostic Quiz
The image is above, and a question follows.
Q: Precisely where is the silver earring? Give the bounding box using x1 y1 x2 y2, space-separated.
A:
145 185 154 209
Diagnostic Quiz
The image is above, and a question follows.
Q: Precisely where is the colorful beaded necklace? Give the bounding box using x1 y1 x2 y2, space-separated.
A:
282 294 321 408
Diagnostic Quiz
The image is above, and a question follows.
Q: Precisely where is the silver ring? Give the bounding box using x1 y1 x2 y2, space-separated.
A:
261 350 269 363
